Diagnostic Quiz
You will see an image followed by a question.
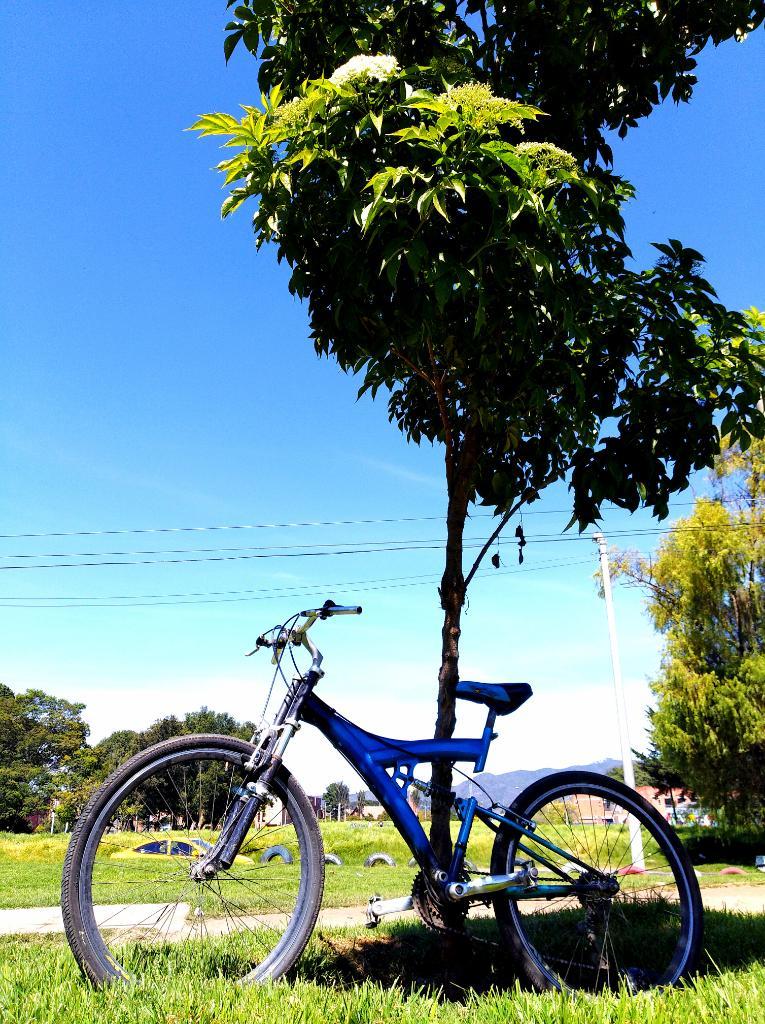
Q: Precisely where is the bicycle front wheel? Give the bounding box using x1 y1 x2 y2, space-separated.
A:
491 771 703 992
62 734 324 986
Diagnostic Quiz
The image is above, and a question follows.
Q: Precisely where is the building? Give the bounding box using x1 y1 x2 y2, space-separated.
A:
636 786 697 823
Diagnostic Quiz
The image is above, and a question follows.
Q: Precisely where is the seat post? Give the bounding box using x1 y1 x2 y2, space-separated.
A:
474 709 497 772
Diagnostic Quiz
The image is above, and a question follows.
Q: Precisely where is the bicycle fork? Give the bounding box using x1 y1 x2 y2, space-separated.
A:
190 720 302 880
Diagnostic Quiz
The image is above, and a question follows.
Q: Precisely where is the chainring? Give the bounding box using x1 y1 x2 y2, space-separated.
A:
411 870 468 933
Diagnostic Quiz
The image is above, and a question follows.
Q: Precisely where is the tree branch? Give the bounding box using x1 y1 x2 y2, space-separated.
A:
389 344 434 387
464 498 524 591
476 0 496 88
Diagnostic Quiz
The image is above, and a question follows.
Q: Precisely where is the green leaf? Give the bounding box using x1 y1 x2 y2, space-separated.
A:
224 29 244 64
221 191 248 217
480 141 525 174
405 238 427 276
403 91 450 114
448 177 466 202
370 110 384 135
190 112 241 137
416 188 434 217
432 190 449 221
433 273 452 310
652 242 675 258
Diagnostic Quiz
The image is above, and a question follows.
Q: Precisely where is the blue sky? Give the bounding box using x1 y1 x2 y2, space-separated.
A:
1 6 763 791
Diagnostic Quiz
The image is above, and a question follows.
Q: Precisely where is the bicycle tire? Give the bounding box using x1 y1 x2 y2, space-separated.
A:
62 734 324 986
491 771 703 993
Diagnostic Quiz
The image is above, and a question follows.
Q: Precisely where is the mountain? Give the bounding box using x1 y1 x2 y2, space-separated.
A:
352 758 620 810
452 759 621 807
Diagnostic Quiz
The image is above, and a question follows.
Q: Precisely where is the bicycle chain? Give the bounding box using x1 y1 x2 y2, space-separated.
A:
411 871 500 949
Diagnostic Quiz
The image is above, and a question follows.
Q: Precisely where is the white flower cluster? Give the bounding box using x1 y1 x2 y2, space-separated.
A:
517 141 578 175
329 54 399 87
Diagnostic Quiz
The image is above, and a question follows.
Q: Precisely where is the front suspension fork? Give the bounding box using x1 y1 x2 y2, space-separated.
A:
191 720 302 879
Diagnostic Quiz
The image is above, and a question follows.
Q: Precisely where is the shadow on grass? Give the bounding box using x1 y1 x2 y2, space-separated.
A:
292 909 765 1000
295 919 512 999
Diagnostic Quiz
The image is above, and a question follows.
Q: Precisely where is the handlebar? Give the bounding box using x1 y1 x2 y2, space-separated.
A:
300 601 363 619
247 600 362 659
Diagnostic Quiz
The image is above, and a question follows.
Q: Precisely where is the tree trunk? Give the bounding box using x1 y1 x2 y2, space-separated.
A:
430 483 470 867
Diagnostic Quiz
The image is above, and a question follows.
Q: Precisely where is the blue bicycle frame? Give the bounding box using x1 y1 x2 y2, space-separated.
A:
301 692 581 899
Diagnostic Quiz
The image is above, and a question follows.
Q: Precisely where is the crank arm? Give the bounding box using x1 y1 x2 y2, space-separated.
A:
446 865 538 901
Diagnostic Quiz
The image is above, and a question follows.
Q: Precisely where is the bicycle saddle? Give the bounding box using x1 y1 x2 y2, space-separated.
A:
456 680 532 716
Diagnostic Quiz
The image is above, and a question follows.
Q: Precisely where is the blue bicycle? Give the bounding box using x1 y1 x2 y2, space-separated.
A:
62 602 703 992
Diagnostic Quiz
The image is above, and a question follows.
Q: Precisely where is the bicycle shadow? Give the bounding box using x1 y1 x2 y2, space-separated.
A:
299 919 509 998
293 909 765 1000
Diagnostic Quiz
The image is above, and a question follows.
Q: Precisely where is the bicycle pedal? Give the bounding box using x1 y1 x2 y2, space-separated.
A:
365 893 382 928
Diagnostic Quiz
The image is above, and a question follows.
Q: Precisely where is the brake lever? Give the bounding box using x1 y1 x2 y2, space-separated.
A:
245 635 270 657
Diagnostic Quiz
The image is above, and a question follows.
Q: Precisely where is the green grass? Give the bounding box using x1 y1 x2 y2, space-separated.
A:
1 824 763 910
1 911 765 1024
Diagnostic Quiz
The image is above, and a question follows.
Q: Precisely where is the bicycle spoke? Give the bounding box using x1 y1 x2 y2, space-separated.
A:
492 775 700 992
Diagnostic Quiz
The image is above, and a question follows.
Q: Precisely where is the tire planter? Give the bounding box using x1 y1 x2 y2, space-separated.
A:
324 853 343 866
259 844 294 865
364 852 396 868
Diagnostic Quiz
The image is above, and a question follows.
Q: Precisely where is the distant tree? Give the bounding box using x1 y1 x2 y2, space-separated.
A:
196 2 765 863
181 706 255 740
354 789 367 816
614 419 765 822
93 730 141 778
137 714 184 749
0 685 90 832
606 761 653 789
53 746 103 827
323 781 351 819
90 707 258 828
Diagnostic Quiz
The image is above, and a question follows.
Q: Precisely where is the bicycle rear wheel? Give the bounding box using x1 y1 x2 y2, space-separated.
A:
62 734 324 986
491 771 703 992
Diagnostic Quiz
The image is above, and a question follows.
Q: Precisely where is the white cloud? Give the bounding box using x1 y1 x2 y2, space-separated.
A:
74 663 652 798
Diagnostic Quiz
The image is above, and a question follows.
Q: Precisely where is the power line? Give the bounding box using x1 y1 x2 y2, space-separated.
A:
0 513 484 541
0 558 593 608
0 538 493 571
0 569 444 602
1 519 762 572
2 496 740 541
0 535 457 560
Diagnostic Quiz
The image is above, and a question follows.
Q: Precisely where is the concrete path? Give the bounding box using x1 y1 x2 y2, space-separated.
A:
2 885 764 937
0 901 384 937
696 885 765 915
0 902 192 936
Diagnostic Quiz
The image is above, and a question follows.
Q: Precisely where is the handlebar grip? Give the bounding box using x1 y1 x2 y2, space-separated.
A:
299 602 363 618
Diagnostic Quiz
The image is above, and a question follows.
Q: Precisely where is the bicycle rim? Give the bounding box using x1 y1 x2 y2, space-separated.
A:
64 738 323 985
492 773 701 992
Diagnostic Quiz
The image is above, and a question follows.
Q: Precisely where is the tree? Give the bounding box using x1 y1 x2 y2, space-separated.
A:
614 424 765 821
607 741 689 821
91 707 258 828
0 685 90 831
606 761 653 789
194 3 765 861
323 781 350 819
93 729 141 778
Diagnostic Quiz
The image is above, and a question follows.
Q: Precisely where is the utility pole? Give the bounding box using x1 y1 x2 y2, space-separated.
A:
593 532 645 869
